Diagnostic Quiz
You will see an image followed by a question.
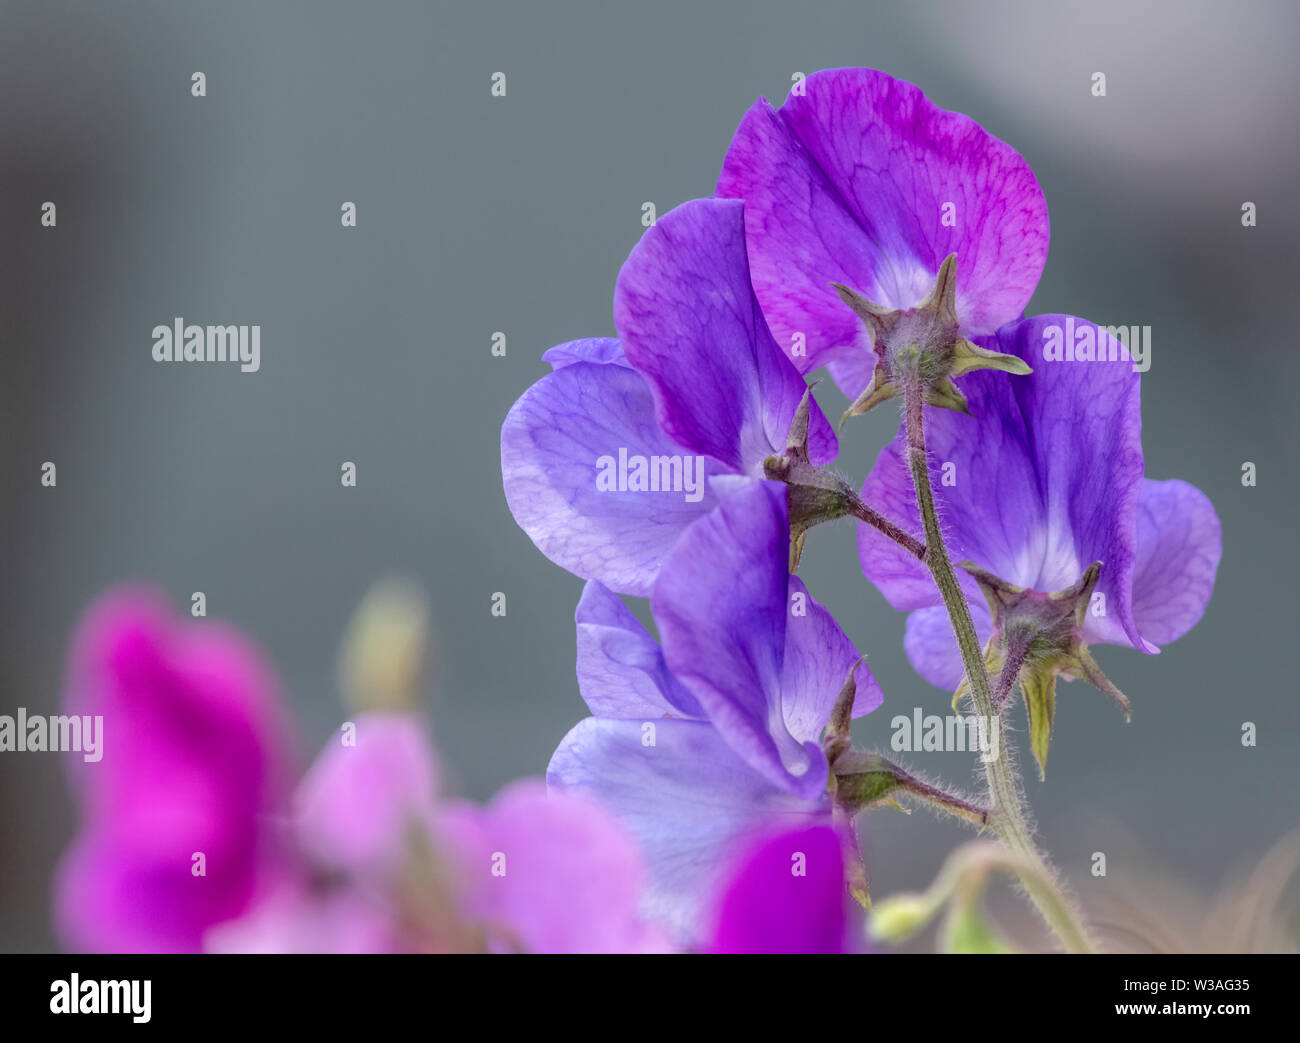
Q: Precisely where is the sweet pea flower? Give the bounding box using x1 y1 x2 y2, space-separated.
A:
717 67 1049 408
856 318 1220 766
548 479 881 943
501 196 837 596
53 588 294 953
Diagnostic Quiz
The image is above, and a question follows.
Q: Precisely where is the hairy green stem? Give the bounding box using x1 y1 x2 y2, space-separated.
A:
832 749 990 828
901 370 1095 954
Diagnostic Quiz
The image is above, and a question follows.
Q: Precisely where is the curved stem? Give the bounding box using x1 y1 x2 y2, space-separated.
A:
900 372 1095 954
872 841 1090 952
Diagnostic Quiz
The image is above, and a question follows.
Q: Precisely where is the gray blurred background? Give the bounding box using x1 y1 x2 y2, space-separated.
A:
2 0 1297 951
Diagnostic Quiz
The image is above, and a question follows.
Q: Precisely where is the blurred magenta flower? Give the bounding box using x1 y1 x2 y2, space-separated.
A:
54 589 665 953
53 588 293 953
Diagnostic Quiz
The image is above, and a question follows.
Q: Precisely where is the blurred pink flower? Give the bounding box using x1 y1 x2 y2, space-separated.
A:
54 588 665 953
53 587 293 953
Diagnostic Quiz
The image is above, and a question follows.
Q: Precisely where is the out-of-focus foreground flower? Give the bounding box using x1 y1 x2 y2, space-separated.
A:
708 825 853 955
53 588 293 953
53 584 666 953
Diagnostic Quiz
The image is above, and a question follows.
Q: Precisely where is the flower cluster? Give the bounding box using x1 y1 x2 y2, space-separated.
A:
56 68 1222 954
502 68 1221 948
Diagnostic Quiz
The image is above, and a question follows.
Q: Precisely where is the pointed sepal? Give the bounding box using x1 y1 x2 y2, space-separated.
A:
1072 646 1132 721
831 282 894 342
838 367 900 425
785 382 816 464
952 638 1004 711
832 253 1030 424
1020 666 1057 781
821 654 868 765
918 252 960 326
923 376 972 415
788 530 806 572
955 559 1133 760
764 381 860 563
949 337 1033 379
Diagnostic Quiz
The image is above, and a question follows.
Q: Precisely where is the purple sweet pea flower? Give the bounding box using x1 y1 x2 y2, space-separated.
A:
857 316 1221 691
717 67 1049 402
53 587 294 954
501 197 837 596
548 479 881 943
708 824 852 954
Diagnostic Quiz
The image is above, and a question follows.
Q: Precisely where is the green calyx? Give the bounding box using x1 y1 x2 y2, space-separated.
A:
821 659 990 829
833 253 1031 425
764 383 858 570
767 384 929 570
958 560 1132 780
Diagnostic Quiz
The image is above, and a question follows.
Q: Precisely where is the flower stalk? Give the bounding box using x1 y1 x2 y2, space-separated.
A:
900 366 1095 954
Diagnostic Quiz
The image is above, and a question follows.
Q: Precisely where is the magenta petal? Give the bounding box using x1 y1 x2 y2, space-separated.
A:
781 575 882 742
653 479 827 798
708 824 848 954
293 713 439 877
548 717 829 945
501 359 721 596
55 587 292 953
575 580 703 719
614 196 836 473
719 68 1049 375
55 834 251 955
439 779 665 954
1125 478 1222 647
